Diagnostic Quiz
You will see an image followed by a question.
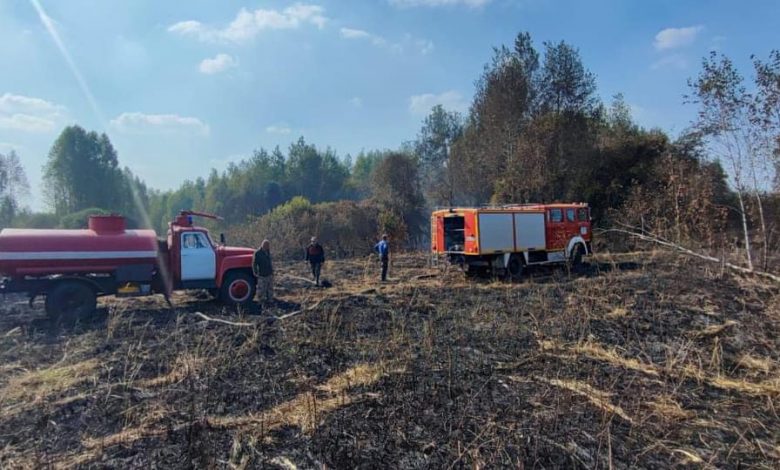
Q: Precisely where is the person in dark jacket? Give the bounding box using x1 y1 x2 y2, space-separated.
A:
374 234 389 281
305 236 325 286
252 239 274 305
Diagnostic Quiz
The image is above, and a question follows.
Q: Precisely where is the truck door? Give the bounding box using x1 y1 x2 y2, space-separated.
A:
180 232 216 281
546 208 567 251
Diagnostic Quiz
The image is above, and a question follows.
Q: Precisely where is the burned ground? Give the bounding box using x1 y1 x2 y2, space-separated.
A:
0 252 779 468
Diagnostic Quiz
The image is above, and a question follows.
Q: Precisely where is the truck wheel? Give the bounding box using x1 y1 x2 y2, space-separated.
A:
220 271 256 306
569 244 585 272
507 255 524 280
45 281 97 323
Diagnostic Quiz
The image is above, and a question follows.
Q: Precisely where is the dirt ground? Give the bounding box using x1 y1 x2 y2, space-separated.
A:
1 252 779 469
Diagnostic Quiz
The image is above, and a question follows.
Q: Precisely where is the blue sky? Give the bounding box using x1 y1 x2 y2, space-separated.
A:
1 0 778 210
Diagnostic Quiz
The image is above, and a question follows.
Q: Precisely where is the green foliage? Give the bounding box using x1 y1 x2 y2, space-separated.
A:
44 126 123 214
58 207 112 229
0 150 29 228
415 105 463 206
370 152 425 239
348 151 385 199
40 126 151 231
11 211 59 229
231 199 381 259
145 138 352 234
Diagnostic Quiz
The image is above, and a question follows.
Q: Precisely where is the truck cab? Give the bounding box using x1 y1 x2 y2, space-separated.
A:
164 211 257 305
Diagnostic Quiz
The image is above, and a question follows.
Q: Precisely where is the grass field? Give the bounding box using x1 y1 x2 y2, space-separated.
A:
1 252 779 468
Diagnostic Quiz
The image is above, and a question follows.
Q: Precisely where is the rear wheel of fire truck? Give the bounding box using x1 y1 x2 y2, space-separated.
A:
506 255 524 280
569 244 586 273
220 271 256 306
45 281 97 324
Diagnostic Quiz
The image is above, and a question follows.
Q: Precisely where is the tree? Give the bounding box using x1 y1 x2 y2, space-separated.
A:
688 51 769 270
415 105 463 206
539 41 598 115
43 126 126 215
0 150 29 227
285 137 349 203
265 181 284 212
454 31 541 204
617 134 729 247
371 152 425 242
751 50 780 187
349 151 385 199
607 93 637 135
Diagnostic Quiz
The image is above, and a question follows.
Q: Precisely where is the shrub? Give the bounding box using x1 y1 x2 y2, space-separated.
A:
231 198 388 260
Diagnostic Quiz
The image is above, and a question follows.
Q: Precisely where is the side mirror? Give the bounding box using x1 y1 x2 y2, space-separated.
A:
220 233 226 245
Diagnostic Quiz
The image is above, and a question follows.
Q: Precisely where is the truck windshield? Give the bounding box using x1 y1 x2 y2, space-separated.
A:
444 216 465 252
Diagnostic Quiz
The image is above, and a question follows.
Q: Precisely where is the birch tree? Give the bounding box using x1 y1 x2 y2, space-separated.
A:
688 51 770 270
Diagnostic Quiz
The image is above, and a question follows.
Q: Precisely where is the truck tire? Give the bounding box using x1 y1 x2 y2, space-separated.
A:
220 271 256 306
45 281 97 323
507 255 524 280
569 244 586 272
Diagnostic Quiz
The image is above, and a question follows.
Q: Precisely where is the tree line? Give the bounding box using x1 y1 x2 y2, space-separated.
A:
4 32 779 265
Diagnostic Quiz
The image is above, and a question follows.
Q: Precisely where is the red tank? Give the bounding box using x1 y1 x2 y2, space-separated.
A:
0 215 158 277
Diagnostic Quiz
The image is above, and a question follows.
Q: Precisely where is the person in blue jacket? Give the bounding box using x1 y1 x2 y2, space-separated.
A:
374 234 390 281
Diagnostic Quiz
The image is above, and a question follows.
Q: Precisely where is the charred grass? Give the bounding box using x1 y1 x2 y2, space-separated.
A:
0 252 779 468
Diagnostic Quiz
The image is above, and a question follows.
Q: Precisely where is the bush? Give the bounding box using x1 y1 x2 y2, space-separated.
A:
231 198 386 260
10 211 60 229
58 208 113 229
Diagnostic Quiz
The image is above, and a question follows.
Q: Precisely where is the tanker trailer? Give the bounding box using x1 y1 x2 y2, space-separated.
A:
0 212 257 322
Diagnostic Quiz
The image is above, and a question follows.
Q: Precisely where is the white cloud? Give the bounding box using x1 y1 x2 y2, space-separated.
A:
340 27 433 55
651 54 688 70
199 53 238 74
168 4 328 44
349 97 363 108
390 0 491 7
168 20 202 36
0 93 65 133
340 28 371 40
409 90 468 115
110 112 210 135
653 25 703 51
265 124 292 135
340 27 388 47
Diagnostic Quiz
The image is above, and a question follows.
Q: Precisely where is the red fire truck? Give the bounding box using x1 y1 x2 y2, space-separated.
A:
0 211 257 322
431 203 592 277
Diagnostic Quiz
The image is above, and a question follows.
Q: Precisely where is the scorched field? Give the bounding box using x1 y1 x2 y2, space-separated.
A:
0 252 779 468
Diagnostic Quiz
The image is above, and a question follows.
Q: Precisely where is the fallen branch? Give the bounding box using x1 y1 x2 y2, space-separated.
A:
193 312 254 327
601 228 780 283
276 298 327 321
280 274 317 285
410 273 438 281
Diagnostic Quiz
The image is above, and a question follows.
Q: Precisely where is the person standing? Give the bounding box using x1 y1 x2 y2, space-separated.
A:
305 236 325 286
252 239 274 305
374 234 390 282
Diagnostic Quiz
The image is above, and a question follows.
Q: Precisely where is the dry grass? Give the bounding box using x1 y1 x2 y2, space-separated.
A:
0 359 99 404
528 375 635 424
648 395 693 420
737 354 776 374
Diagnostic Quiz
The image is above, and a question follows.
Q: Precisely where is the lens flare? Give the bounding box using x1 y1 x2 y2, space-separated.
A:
30 0 173 294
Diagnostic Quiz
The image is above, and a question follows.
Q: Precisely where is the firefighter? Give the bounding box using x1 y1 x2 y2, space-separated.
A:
252 239 274 305
374 234 390 282
305 236 325 286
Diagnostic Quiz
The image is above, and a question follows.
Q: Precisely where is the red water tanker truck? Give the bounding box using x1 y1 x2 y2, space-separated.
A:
0 211 257 322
